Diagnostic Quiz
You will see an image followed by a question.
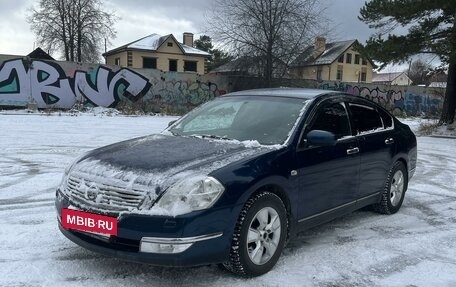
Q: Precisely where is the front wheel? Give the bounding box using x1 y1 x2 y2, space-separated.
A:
223 192 288 277
374 161 408 214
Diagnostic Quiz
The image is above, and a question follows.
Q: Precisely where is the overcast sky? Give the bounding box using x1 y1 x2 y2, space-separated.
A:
0 0 422 70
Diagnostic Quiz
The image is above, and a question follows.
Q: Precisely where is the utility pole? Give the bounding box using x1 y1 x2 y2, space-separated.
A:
407 59 412 86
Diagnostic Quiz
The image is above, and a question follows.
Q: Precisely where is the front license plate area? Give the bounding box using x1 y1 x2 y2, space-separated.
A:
61 208 118 236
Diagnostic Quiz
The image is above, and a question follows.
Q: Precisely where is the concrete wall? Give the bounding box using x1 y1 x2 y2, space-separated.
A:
316 81 444 116
0 54 445 116
0 55 227 113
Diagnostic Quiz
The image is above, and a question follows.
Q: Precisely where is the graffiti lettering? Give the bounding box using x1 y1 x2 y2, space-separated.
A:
318 82 443 116
0 58 151 108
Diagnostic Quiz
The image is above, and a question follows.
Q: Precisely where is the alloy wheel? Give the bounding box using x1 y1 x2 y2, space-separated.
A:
246 207 281 265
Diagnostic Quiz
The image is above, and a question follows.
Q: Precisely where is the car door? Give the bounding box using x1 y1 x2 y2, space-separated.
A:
294 100 360 220
347 102 396 200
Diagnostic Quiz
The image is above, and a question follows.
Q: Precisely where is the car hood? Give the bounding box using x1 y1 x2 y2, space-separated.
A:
66 134 271 214
80 134 262 171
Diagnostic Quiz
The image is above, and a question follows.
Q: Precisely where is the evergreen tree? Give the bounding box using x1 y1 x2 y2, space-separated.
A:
359 0 456 124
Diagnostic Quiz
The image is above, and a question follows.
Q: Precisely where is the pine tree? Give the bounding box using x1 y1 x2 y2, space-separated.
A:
359 0 456 124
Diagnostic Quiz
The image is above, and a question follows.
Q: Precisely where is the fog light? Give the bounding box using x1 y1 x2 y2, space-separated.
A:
139 232 223 254
140 241 193 254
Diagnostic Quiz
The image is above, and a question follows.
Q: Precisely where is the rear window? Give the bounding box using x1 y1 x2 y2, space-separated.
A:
349 103 383 134
378 108 393 129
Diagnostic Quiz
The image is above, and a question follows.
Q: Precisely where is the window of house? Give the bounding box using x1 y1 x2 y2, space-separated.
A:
114 58 120 66
184 61 198 72
346 53 352 64
336 65 343 81
143 57 157 69
338 55 344 63
348 103 383 134
167 42 173 47
355 54 360 65
362 58 367 65
169 59 178 72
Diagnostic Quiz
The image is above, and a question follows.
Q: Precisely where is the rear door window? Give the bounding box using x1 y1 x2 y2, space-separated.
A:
348 103 383 135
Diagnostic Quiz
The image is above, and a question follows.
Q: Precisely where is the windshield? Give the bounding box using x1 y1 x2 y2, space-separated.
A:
168 96 307 145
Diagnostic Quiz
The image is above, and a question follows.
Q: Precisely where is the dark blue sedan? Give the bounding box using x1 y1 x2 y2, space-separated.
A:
56 88 417 276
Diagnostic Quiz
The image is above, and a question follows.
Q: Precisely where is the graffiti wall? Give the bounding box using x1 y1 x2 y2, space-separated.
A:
0 54 445 116
317 81 444 116
0 55 228 112
0 56 151 108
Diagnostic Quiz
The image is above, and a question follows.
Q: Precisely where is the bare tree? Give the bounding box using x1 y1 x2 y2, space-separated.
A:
206 0 327 85
29 0 117 63
408 59 433 86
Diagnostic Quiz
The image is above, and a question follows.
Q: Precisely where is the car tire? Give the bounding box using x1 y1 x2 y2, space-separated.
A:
373 161 408 214
223 191 288 277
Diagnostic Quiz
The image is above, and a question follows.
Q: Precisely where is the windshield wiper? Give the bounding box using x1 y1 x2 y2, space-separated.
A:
192 134 234 141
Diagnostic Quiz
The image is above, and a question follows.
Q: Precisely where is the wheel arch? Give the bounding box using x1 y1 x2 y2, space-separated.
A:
236 176 296 241
393 155 409 180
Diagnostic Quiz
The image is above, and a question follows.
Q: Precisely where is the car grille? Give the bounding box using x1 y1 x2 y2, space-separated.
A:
62 157 162 214
65 173 145 212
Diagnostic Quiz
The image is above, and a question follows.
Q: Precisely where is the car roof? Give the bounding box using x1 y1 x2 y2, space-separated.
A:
224 88 339 100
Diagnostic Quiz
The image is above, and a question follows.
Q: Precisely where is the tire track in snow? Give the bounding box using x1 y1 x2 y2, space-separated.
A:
0 157 41 189
0 201 54 212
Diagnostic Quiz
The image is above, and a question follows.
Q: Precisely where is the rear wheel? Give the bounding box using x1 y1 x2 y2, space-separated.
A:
223 192 287 277
374 161 408 214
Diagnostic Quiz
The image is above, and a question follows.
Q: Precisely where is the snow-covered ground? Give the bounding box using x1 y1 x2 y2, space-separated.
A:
0 114 455 287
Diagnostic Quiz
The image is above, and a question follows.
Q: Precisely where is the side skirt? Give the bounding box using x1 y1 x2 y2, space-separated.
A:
295 192 380 232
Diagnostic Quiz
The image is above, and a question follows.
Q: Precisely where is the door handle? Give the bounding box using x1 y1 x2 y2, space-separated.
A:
385 138 394 145
346 147 359 155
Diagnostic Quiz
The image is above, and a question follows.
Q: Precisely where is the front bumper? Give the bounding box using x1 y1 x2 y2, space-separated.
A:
56 189 240 267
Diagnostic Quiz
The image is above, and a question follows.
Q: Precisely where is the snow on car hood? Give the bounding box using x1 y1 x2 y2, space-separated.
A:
65 134 272 215
81 134 266 171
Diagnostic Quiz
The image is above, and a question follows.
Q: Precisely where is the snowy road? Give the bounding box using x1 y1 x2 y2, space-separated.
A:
0 114 455 287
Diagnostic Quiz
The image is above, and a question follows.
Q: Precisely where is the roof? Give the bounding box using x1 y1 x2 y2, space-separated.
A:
372 72 407 83
27 48 54 60
211 57 251 73
291 40 356 67
103 33 211 57
211 56 285 73
225 88 338 100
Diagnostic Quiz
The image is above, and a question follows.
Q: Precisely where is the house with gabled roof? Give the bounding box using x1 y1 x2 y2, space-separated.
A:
103 33 211 74
290 37 375 83
372 71 412 86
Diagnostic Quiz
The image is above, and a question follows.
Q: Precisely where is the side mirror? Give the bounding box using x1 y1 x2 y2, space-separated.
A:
306 130 336 147
167 120 177 127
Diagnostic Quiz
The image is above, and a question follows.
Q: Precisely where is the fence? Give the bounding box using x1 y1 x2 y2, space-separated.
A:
0 54 444 116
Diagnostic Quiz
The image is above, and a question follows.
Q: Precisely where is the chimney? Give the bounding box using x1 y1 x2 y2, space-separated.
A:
183 32 194 47
313 37 326 57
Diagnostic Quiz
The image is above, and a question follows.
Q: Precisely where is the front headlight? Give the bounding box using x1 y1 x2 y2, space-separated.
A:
152 175 225 216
